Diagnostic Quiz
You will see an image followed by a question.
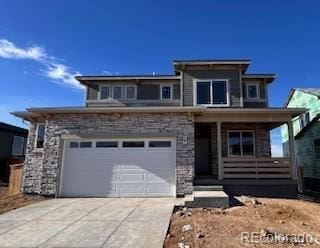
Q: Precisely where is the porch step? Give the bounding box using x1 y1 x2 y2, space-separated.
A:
193 178 221 186
185 190 229 208
193 185 223 191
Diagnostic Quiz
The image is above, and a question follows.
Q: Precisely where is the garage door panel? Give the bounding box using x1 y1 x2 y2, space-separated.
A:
62 183 119 197
120 173 146 182
147 172 173 183
119 184 145 195
60 139 175 197
147 184 172 195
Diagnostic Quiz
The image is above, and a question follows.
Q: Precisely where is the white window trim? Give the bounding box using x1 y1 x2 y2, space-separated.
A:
98 85 111 100
246 82 260 99
125 85 137 100
193 79 230 107
227 130 255 157
160 84 173 100
34 123 45 150
112 85 124 100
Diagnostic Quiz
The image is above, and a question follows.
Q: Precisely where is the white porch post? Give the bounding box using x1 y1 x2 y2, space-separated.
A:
287 120 297 179
217 121 223 180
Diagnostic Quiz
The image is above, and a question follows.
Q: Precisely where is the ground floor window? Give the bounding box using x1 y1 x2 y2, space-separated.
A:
314 139 320 160
228 130 254 156
11 136 26 156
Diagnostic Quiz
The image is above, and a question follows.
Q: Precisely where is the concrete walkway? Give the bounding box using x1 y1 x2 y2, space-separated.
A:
0 198 174 248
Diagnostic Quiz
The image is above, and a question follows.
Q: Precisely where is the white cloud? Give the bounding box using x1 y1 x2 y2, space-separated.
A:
0 39 83 89
44 63 83 89
0 39 45 60
102 70 112 75
271 144 283 157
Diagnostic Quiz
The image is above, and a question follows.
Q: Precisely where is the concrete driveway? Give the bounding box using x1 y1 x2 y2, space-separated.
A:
0 198 174 248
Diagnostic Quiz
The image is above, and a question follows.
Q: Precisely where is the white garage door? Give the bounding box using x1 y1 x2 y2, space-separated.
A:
59 139 176 197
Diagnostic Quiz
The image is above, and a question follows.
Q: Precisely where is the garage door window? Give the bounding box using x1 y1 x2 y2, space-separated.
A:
122 141 144 148
149 141 171 148
69 142 79 148
96 141 118 148
80 142 92 148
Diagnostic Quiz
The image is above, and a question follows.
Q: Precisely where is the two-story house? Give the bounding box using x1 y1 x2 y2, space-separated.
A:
13 59 304 198
281 88 320 192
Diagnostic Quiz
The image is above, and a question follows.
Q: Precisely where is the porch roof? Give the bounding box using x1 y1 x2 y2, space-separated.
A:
12 106 305 124
195 107 306 128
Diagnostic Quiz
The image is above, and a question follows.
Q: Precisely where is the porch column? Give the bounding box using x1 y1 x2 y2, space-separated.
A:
287 120 297 179
217 121 223 180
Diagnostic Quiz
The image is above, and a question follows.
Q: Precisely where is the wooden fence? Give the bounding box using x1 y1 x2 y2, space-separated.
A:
8 163 23 196
221 157 292 179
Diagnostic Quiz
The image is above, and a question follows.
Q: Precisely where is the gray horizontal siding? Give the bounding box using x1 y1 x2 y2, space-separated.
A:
243 101 267 108
173 84 181 100
87 85 99 100
242 80 268 107
87 100 181 107
183 69 240 106
85 80 181 107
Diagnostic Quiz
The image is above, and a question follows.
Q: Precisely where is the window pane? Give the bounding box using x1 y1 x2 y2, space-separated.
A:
126 86 136 99
305 112 310 125
36 124 45 148
228 132 241 156
242 132 254 156
100 86 110 99
123 141 144 148
69 142 79 148
149 141 171 148
96 141 118 148
80 142 92 148
314 139 320 159
212 81 227 104
248 85 258 98
162 86 171 99
113 86 123 99
197 82 211 104
12 136 25 156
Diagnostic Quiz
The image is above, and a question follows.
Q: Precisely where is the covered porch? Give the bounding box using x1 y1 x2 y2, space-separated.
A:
193 108 304 183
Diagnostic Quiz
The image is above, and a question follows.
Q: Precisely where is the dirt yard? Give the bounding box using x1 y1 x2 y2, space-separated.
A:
164 197 320 248
0 186 46 215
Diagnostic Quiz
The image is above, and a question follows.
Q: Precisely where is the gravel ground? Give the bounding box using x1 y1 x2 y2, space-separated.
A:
0 186 46 215
164 196 320 248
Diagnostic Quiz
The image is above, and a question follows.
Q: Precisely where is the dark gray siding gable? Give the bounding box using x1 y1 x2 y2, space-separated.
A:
242 80 268 107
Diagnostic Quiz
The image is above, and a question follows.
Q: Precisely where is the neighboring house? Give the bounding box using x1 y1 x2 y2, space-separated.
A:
0 122 28 183
13 59 304 198
281 88 320 191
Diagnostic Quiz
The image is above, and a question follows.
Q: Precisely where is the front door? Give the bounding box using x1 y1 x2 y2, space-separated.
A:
195 124 211 176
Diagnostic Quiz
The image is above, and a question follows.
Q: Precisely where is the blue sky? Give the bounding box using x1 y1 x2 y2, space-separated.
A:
1 0 319 155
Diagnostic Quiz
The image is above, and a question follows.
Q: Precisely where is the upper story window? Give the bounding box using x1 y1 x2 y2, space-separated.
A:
100 85 111 99
99 85 137 100
35 123 45 149
299 112 310 129
195 80 229 106
247 83 259 99
125 85 137 100
314 139 320 160
113 86 123 100
11 136 26 156
161 85 172 100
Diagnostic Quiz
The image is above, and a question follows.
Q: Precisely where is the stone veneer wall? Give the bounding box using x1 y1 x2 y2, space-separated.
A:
23 113 194 196
221 123 271 157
